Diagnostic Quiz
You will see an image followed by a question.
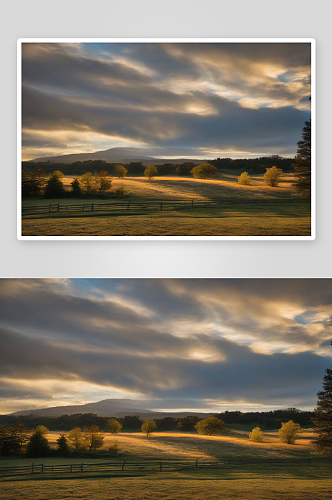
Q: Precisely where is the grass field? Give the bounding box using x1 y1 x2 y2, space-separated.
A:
21 174 311 237
1 429 331 499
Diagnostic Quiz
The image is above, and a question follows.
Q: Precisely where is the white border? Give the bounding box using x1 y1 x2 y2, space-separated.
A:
17 38 316 241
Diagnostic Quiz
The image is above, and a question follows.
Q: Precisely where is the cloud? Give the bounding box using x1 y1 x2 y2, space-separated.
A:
21 42 311 160
0 279 330 414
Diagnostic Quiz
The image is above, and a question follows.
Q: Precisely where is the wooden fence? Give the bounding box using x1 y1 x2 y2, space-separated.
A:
22 198 295 217
0 457 313 478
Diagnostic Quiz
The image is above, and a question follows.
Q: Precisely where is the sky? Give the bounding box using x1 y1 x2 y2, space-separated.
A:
0 279 330 415
21 42 311 161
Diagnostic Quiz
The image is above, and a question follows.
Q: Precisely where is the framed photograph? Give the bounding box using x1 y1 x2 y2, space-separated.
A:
18 39 315 240
0 278 330 499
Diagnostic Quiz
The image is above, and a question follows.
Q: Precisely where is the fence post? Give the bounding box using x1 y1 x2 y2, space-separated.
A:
83 204 85 212
192 199 194 208
49 203 51 213
160 202 163 211
160 462 162 472
42 464 44 474
92 204 94 211
57 203 60 212
127 202 130 210
122 461 125 471
71 465 73 473
81 463 83 472
32 463 34 474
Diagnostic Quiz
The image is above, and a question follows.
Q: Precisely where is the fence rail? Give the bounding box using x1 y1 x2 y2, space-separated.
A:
0 456 313 478
22 198 296 217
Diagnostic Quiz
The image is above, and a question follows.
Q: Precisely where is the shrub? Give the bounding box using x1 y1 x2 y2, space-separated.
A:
108 440 120 457
249 427 264 442
115 186 126 198
194 416 225 435
191 163 217 179
264 166 283 187
238 171 251 185
279 420 302 444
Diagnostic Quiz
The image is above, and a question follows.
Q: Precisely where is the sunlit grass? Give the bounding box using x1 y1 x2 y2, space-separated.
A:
21 174 310 236
58 174 296 201
1 430 331 500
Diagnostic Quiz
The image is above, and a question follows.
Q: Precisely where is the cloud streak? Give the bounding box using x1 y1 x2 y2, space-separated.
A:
0 279 329 414
21 42 311 160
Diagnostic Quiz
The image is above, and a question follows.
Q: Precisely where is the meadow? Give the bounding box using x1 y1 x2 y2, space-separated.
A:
21 174 311 237
1 429 331 499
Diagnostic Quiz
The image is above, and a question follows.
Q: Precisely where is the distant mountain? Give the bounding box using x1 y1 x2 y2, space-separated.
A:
10 399 152 417
9 398 214 418
31 147 203 165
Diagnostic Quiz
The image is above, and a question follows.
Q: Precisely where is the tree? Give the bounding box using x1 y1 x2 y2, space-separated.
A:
81 172 96 193
191 163 217 179
264 166 283 187
292 120 311 196
94 170 112 193
194 416 225 436
141 419 157 437
312 366 332 455
238 171 251 185
52 170 64 179
70 177 82 197
249 427 264 442
175 162 196 176
278 420 302 444
22 167 47 197
115 164 128 178
84 425 104 452
26 428 50 457
144 165 158 180
0 426 22 455
107 418 123 434
56 433 70 456
44 174 66 198
67 427 85 451
16 422 31 451
35 425 49 436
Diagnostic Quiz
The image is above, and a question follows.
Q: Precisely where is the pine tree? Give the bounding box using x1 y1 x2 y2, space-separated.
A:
292 120 311 196
312 366 332 455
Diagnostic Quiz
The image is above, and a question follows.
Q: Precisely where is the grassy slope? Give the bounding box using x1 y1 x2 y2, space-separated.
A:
22 174 311 237
1 430 331 499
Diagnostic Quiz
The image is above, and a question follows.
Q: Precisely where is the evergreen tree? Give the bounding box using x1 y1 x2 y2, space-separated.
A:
70 177 82 197
26 428 50 457
44 174 65 198
312 366 332 455
292 120 311 196
56 433 70 456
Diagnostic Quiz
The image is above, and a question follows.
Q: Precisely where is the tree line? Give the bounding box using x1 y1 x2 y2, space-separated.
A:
22 157 293 177
0 415 305 458
0 408 313 434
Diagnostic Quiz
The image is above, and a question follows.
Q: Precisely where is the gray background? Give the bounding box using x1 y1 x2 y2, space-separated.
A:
1 0 330 278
